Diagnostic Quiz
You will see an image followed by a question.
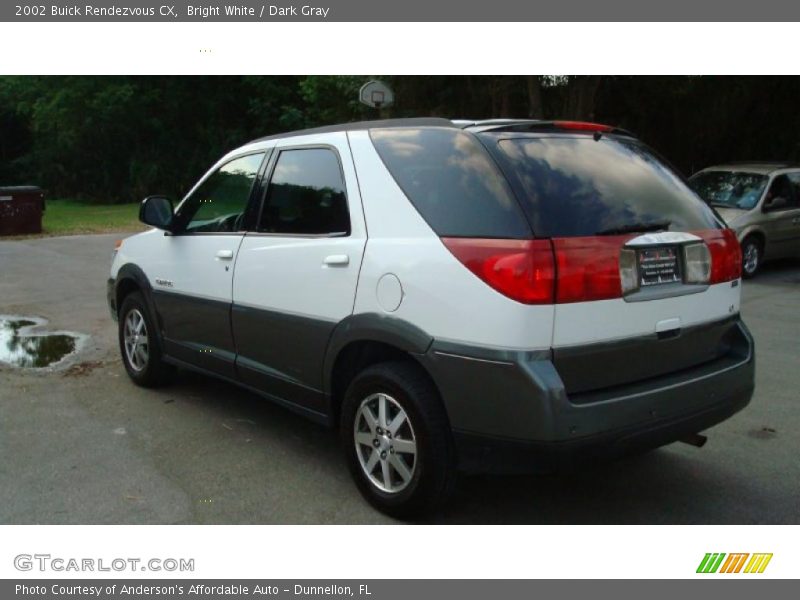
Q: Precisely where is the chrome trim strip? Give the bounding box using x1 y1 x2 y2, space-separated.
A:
625 231 702 246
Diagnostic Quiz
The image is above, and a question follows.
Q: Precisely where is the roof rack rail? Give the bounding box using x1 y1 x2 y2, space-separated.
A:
248 117 456 144
453 118 539 128
719 161 799 168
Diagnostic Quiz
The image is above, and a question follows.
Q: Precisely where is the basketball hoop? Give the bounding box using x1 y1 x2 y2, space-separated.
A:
359 80 394 109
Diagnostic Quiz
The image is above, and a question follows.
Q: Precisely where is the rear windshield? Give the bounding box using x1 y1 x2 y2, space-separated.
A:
689 170 768 210
370 128 531 238
485 134 720 238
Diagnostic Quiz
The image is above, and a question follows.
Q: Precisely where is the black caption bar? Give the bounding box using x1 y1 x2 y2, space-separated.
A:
4 0 800 21
4 580 799 599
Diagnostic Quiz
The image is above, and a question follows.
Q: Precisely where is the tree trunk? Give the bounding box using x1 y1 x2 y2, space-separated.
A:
499 77 512 117
564 76 603 120
526 76 544 118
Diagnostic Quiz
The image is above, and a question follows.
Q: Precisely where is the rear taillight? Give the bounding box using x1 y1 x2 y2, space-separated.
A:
683 242 712 284
619 248 639 295
444 228 740 305
696 229 742 283
441 238 555 304
552 236 631 303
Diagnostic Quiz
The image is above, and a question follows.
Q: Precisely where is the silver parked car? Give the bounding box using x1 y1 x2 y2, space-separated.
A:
690 163 800 277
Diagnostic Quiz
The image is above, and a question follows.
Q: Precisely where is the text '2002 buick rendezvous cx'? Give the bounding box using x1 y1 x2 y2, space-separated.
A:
107 118 755 516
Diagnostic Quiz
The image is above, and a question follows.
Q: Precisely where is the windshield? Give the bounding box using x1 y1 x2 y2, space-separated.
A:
485 134 719 238
688 170 767 210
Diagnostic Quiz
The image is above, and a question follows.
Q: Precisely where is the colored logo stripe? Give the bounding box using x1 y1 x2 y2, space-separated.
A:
697 553 726 573
744 553 773 573
719 553 749 573
697 553 773 574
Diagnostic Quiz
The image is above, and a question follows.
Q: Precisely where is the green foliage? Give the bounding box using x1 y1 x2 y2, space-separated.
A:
40 198 144 235
2 76 800 204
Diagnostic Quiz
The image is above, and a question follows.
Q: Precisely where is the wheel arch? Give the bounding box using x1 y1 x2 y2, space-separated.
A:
323 314 436 426
740 228 767 260
739 228 765 248
114 263 162 338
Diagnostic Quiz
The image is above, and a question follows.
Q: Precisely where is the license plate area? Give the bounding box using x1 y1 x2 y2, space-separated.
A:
637 245 681 287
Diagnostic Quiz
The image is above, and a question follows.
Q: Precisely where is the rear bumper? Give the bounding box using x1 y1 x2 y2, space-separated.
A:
421 318 755 474
453 375 752 474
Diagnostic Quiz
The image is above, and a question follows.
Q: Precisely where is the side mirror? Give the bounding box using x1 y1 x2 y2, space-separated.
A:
139 196 174 231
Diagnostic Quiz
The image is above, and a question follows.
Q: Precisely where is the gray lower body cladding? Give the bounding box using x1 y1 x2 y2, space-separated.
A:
106 277 117 320
420 317 755 474
108 273 755 475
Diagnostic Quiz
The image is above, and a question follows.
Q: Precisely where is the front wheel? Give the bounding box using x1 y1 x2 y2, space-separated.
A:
741 236 762 279
340 361 456 518
118 291 174 387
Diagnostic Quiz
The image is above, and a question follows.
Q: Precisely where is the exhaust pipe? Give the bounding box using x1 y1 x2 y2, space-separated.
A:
680 433 708 448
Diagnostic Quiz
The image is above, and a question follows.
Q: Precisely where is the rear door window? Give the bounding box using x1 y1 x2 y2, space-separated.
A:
259 147 350 235
484 134 719 238
787 173 800 208
765 174 798 211
370 128 531 238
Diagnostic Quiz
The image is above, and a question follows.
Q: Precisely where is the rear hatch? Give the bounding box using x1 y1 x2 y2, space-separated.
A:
370 124 744 398
480 127 744 397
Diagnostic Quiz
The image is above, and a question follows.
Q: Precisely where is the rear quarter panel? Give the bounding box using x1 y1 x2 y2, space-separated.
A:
348 130 555 351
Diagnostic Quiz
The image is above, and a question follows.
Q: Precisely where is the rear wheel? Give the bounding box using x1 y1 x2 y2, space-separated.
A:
741 236 762 279
118 291 174 387
340 361 455 518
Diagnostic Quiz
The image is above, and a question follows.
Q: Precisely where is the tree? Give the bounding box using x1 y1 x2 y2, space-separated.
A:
2 75 800 200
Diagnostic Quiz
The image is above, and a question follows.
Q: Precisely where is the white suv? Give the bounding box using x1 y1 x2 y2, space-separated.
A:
108 118 755 516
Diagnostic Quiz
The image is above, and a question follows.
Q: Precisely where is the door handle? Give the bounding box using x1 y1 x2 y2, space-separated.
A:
215 250 234 260
323 254 349 267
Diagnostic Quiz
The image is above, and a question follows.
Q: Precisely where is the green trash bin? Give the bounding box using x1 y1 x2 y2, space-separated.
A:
0 186 45 236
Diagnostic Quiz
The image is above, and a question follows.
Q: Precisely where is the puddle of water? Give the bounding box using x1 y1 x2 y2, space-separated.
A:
0 315 84 369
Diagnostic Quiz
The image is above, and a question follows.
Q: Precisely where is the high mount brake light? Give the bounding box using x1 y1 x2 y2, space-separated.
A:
552 121 614 133
441 238 555 304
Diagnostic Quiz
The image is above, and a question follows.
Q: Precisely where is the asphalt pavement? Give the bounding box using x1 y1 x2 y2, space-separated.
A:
1 233 798 524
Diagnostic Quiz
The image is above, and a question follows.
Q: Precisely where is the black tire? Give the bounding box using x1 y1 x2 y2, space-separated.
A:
340 360 456 518
118 291 174 387
741 236 762 279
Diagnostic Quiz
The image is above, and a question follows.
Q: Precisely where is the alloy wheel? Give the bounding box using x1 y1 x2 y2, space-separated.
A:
354 392 417 494
123 308 149 372
743 242 759 275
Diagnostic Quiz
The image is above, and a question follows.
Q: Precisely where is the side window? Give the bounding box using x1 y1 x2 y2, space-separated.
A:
259 148 350 235
369 128 531 238
787 173 800 208
176 153 264 233
764 174 795 212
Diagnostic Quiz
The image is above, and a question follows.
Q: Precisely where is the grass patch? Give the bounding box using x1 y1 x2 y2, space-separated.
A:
42 199 146 236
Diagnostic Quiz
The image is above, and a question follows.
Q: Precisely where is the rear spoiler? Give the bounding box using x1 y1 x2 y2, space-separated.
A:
467 119 636 138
